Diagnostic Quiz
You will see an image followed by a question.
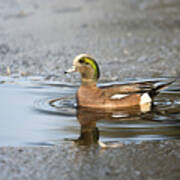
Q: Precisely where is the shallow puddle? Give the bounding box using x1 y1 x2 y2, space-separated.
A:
0 75 180 146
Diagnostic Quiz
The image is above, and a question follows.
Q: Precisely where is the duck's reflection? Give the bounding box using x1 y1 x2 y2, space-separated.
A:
74 106 149 146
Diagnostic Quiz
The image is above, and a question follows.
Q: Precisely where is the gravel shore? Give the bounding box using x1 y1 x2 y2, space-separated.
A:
0 141 180 180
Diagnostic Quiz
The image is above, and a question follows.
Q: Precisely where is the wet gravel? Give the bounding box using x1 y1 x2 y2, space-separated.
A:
0 141 180 180
0 0 180 179
0 0 180 81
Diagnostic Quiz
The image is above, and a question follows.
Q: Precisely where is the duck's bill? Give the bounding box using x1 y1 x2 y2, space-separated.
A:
64 66 76 74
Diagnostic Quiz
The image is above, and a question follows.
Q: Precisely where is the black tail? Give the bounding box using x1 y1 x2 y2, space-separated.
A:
149 80 175 98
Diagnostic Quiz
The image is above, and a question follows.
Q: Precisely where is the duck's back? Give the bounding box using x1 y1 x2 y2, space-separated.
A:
76 80 174 109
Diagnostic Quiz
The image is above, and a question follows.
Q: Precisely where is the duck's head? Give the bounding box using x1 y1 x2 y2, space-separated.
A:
65 54 100 84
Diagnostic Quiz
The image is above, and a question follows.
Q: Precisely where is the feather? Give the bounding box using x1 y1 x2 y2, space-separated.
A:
111 94 129 99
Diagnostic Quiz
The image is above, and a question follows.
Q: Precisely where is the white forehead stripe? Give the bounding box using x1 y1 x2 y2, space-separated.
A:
140 93 152 105
73 54 92 64
111 94 129 99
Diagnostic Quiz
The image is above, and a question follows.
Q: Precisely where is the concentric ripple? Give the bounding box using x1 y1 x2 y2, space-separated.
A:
34 96 77 116
0 75 180 146
33 78 180 143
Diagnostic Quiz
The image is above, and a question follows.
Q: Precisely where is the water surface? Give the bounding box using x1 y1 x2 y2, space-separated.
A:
0 75 180 146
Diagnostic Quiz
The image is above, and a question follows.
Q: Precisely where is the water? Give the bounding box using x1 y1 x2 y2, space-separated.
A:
0 75 180 146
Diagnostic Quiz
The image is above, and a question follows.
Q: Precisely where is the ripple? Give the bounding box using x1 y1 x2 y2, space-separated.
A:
34 96 77 116
0 75 180 146
33 78 180 143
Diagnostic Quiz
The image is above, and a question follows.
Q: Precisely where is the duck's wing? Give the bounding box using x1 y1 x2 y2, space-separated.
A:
100 80 174 98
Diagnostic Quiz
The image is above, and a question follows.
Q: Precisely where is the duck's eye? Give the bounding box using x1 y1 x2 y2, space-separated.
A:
79 59 89 65
79 59 84 64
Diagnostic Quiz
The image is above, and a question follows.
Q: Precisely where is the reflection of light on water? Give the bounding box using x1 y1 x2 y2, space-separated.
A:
0 75 180 146
112 114 129 118
41 78 180 144
175 101 180 105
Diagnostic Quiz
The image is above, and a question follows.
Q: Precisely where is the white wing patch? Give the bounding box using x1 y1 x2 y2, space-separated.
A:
111 94 129 99
140 93 152 105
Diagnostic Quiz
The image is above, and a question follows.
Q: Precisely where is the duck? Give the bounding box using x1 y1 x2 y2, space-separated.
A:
65 54 174 110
